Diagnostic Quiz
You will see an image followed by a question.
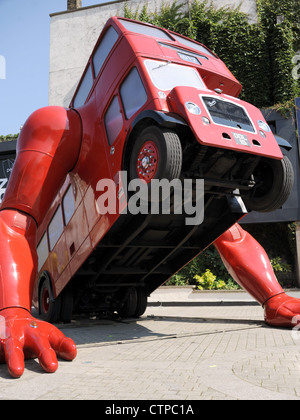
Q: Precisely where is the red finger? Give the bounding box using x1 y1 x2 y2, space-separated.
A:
49 328 77 361
4 343 25 378
25 332 59 373
38 347 58 373
57 337 77 361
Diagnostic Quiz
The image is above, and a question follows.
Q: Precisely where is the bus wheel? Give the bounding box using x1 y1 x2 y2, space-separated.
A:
129 126 182 184
39 275 61 323
134 287 148 318
118 287 138 318
243 155 294 213
60 286 74 323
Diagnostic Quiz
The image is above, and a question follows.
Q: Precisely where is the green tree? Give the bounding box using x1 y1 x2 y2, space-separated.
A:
0 134 18 142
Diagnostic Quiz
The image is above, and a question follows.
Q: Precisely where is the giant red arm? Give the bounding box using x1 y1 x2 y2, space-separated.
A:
0 106 81 377
214 223 300 327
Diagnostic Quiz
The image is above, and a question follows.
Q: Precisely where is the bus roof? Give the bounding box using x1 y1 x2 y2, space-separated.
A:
70 16 242 108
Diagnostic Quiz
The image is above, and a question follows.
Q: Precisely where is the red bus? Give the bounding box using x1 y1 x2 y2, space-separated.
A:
32 17 292 322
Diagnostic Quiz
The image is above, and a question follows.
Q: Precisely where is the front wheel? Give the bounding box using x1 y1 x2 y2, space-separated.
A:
129 126 182 184
242 155 294 213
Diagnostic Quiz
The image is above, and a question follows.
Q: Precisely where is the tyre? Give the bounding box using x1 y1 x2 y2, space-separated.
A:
243 155 294 213
60 286 74 323
134 287 148 318
118 287 138 318
129 126 182 183
39 274 61 323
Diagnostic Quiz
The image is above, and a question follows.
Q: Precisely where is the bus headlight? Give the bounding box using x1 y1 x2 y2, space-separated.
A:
185 102 201 115
257 120 271 132
202 116 210 125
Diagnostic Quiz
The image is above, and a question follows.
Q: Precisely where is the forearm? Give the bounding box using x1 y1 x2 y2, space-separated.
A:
0 210 37 311
214 223 284 306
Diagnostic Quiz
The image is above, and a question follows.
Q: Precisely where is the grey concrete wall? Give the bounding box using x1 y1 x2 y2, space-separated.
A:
49 0 257 107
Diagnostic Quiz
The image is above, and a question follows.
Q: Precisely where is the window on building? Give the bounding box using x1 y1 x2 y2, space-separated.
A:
93 26 119 77
48 206 64 251
73 64 93 107
120 67 147 119
104 96 123 146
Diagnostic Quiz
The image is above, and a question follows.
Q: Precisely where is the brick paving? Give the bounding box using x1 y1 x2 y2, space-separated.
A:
1 289 300 400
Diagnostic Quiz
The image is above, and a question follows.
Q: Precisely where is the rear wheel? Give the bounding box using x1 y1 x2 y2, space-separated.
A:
39 275 61 323
118 287 138 318
134 287 148 317
117 287 148 318
60 286 74 323
243 155 294 213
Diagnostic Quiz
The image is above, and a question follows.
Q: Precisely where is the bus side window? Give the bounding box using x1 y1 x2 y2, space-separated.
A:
93 26 119 78
104 96 123 146
120 67 147 119
48 206 64 251
37 233 49 271
63 185 75 225
73 64 94 107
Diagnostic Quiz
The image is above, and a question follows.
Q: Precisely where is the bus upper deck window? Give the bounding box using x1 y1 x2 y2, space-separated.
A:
171 33 215 58
119 19 173 41
144 59 206 91
93 26 119 78
73 64 93 108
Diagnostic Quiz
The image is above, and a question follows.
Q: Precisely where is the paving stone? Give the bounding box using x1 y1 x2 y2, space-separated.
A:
1 292 300 400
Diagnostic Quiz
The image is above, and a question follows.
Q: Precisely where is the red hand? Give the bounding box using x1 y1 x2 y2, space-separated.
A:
0 308 77 378
264 293 300 328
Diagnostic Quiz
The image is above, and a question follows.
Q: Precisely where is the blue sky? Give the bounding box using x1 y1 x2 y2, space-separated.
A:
0 0 107 135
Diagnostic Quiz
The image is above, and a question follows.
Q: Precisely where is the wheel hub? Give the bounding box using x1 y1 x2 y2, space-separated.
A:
42 289 50 313
136 141 159 182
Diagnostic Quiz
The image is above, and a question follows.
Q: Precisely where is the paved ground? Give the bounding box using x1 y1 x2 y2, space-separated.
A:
1 287 300 401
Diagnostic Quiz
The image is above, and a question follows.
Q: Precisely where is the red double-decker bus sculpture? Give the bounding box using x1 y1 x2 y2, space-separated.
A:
0 17 297 377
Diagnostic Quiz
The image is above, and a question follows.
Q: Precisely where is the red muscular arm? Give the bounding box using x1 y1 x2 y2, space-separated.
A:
214 223 300 327
0 106 81 377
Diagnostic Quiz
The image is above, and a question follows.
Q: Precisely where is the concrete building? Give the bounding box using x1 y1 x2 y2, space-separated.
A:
49 0 257 107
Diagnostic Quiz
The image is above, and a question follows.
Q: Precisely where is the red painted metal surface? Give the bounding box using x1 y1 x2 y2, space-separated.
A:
0 17 297 377
136 141 159 182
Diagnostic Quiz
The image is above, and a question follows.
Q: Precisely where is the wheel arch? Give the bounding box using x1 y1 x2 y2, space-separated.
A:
274 134 292 152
